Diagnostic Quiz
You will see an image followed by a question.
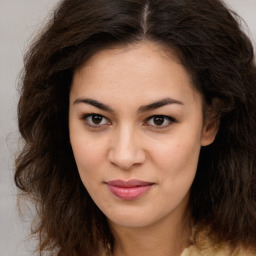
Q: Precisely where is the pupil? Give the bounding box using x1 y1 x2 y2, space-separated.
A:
154 116 164 126
92 115 102 124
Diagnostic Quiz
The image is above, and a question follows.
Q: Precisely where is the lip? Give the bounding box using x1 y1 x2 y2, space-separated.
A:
106 179 154 200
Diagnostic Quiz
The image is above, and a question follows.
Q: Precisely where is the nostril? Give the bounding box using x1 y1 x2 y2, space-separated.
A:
109 154 137 170
108 147 146 170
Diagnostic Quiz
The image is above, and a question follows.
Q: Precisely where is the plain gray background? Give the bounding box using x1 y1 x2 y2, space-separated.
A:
0 1 256 255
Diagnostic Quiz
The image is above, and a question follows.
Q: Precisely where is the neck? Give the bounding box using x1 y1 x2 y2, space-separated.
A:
109 209 192 256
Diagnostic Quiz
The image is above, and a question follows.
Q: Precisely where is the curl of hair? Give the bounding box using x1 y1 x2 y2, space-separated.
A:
15 0 256 255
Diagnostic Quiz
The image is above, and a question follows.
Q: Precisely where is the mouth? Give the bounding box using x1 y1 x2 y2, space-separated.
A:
105 179 154 200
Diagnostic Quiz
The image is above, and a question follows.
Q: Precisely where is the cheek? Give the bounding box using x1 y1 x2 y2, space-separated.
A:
150 130 202 192
150 140 200 210
70 134 108 185
153 137 201 173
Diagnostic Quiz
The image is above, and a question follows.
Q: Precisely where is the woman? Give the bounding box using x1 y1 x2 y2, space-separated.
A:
15 0 256 255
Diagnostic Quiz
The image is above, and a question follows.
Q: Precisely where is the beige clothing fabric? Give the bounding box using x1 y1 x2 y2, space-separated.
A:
181 228 256 256
181 244 256 256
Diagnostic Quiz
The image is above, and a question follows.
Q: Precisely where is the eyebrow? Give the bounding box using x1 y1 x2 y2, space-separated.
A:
73 97 183 113
138 98 183 112
73 98 114 112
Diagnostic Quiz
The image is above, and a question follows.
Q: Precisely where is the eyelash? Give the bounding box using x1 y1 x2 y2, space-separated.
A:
81 113 176 129
82 113 111 128
145 115 176 128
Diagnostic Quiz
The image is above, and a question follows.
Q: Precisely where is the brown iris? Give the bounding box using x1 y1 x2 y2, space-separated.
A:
92 114 103 124
153 116 165 126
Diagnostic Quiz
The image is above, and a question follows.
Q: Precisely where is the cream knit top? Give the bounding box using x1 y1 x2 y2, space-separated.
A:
181 244 256 256
181 229 256 256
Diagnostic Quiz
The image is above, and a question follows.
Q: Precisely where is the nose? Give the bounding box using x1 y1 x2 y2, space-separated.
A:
108 125 146 170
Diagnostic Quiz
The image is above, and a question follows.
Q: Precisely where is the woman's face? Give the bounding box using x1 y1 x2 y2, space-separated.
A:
69 42 217 229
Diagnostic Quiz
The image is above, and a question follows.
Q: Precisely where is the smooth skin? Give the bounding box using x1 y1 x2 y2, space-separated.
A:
69 42 218 256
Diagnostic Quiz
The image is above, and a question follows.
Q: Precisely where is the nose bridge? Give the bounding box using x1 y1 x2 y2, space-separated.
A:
108 123 145 169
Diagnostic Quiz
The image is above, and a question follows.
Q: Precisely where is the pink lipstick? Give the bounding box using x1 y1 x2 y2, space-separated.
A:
106 180 153 200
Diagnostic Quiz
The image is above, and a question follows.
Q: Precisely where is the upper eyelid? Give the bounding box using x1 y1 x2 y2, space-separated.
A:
81 113 175 120
82 113 108 119
146 115 176 122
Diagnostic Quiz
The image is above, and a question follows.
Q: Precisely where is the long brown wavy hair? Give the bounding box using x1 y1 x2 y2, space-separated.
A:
15 0 256 255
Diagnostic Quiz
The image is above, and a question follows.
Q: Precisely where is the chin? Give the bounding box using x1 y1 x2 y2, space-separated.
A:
105 206 170 230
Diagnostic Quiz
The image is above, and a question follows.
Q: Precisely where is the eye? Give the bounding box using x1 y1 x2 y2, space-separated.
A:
82 114 111 128
145 115 176 128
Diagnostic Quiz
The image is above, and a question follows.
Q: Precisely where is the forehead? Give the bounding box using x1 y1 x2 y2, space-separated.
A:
71 42 201 108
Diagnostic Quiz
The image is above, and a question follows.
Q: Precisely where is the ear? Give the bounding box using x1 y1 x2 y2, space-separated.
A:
201 118 219 146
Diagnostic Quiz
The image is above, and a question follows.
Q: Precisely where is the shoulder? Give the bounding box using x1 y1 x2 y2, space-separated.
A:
181 244 256 256
181 228 256 256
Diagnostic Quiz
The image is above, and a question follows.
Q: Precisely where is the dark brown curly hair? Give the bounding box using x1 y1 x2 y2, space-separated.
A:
15 0 256 255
